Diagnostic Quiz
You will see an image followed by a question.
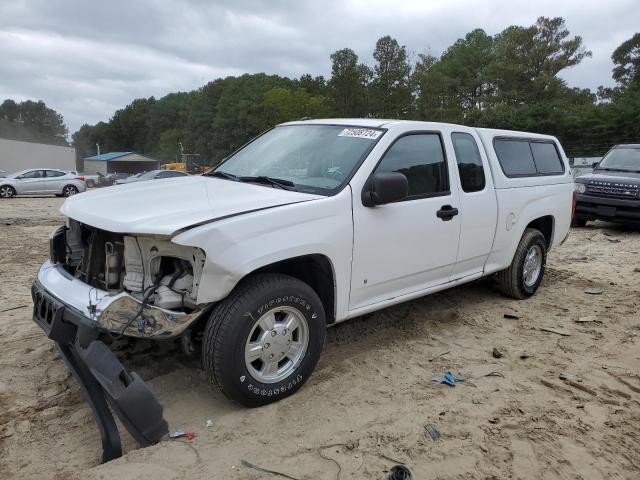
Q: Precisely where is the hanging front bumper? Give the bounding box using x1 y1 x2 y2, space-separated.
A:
31 277 170 462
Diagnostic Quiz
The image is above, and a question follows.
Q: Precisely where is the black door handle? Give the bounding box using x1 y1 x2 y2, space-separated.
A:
436 205 459 221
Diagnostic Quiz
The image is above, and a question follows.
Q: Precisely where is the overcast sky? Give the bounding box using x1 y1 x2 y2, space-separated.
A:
1 0 638 136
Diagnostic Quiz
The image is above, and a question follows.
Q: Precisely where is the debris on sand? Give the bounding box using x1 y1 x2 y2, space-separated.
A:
424 424 440 441
584 287 604 295
559 373 597 396
241 459 300 480
539 327 571 336
575 316 601 324
169 429 197 440
432 371 465 387
492 347 504 359
388 465 412 480
503 313 520 320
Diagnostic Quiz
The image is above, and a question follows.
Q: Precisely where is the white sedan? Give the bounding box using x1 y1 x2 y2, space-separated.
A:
0 169 87 198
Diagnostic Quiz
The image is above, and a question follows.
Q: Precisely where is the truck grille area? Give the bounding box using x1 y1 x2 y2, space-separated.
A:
586 181 640 199
53 220 126 291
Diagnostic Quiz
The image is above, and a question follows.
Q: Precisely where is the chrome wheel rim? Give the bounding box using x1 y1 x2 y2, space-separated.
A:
0 186 13 198
245 306 309 384
522 245 543 287
63 186 76 196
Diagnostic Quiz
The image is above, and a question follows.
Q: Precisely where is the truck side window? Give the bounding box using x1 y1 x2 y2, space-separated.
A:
494 140 537 176
494 139 565 177
530 142 564 174
451 132 485 192
375 133 449 198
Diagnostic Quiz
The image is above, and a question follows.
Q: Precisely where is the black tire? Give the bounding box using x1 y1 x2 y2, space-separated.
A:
572 216 588 228
0 185 16 198
496 228 547 300
203 273 326 407
62 185 78 197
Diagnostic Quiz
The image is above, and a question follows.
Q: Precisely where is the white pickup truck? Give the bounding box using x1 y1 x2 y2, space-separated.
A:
32 119 572 453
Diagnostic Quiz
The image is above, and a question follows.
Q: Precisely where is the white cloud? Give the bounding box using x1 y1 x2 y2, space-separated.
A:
0 0 637 135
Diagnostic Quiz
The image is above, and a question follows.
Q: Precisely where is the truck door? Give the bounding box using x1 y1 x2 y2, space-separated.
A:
448 131 498 279
350 132 461 311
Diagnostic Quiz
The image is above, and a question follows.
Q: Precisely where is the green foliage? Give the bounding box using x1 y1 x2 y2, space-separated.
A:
328 48 371 117
371 36 412 117
70 21 639 163
263 87 331 125
0 99 67 145
612 32 640 87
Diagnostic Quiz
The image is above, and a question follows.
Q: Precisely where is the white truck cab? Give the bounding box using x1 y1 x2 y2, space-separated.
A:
33 119 573 424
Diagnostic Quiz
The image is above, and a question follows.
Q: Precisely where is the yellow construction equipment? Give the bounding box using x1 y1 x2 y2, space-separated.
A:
162 154 203 174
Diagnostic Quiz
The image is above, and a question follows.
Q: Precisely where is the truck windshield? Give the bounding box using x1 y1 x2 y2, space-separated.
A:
211 124 384 195
596 147 640 172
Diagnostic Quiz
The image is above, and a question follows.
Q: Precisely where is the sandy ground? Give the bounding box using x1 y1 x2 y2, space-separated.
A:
1 196 639 480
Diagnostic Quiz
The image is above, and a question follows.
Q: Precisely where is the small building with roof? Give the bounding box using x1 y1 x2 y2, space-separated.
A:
83 152 160 175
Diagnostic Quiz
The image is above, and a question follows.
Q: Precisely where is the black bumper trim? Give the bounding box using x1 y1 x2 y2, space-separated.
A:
31 280 168 462
575 193 640 223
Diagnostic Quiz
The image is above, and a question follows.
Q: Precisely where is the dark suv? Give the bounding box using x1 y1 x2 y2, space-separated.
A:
574 144 640 226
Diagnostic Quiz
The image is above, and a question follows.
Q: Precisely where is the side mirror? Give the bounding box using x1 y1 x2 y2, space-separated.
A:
592 161 599 169
362 172 408 207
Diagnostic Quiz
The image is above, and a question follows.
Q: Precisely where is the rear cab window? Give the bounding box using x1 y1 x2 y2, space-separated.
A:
451 132 486 192
494 138 564 177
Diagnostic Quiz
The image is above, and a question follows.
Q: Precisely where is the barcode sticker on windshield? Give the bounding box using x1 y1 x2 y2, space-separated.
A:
338 128 382 140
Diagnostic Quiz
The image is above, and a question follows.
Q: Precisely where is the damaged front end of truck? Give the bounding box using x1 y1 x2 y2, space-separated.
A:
31 219 211 462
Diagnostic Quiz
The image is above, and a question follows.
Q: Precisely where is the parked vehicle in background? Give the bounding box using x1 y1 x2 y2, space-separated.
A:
78 172 102 188
114 169 189 184
32 117 573 447
0 170 7 178
0 168 86 198
104 172 130 185
574 144 640 226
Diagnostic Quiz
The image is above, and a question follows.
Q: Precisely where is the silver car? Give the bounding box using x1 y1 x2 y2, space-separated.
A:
0 169 87 198
115 169 189 184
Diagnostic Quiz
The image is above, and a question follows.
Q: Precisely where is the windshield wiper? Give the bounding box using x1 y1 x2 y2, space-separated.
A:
205 170 239 181
238 176 296 190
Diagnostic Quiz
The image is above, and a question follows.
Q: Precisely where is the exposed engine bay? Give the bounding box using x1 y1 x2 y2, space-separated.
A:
56 219 206 313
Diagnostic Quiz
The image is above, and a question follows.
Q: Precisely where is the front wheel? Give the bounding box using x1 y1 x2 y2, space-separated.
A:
203 273 326 407
496 228 547 299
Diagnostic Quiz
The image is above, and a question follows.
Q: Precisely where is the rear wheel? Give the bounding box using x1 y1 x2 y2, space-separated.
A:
62 185 78 197
496 228 547 299
203 273 326 407
0 185 15 198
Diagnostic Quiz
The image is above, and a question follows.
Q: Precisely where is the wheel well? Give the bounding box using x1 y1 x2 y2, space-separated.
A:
526 215 554 248
253 254 336 324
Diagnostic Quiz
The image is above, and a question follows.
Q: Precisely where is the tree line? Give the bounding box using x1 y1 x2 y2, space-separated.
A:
0 99 67 146
2 17 639 165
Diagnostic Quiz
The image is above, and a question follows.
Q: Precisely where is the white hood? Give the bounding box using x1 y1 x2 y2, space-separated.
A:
60 176 322 235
